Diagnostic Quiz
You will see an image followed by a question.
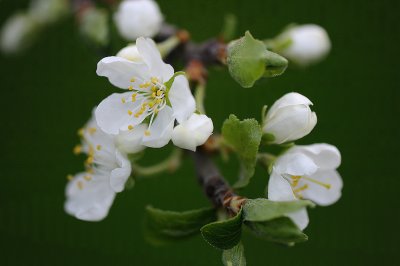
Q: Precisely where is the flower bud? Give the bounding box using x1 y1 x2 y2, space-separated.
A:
114 0 163 41
116 44 144 62
0 13 38 54
172 114 213 151
276 24 331 66
263 92 317 144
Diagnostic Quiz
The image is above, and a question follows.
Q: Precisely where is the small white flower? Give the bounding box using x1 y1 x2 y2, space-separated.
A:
279 24 331 66
96 37 196 148
114 0 163 41
116 44 144 62
65 115 132 221
29 0 68 25
263 92 317 144
0 13 37 54
267 143 343 229
172 113 214 151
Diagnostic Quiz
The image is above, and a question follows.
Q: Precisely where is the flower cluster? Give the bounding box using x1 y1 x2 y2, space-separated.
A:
65 37 213 221
262 92 342 229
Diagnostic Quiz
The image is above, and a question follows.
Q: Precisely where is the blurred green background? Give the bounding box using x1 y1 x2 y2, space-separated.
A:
1 0 399 265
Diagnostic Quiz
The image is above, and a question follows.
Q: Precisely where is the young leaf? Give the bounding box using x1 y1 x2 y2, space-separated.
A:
144 205 216 245
222 242 246 266
245 217 308 245
243 198 315 222
227 31 288 88
222 115 262 188
200 209 243 250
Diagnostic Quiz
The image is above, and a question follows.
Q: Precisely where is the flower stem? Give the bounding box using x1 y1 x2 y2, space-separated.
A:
195 83 206 114
133 149 182 177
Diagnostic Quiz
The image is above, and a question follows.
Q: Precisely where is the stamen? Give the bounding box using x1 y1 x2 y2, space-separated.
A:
67 174 73 181
77 181 83 190
96 144 102 150
151 77 159 83
303 176 331 189
144 130 151 136
73 145 82 155
88 127 97 135
128 86 134 91
139 82 151 88
128 110 133 116
86 156 94 165
293 184 309 193
128 125 134 130
131 93 137 102
121 97 126 103
156 90 163 97
130 78 136 82
77 128 84 137
83 175 92 181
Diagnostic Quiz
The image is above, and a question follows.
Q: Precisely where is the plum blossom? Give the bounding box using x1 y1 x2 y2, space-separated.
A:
267 143 343 229
65 115 132 221
263 92 317 144
96 37 196 148
114 0 163 41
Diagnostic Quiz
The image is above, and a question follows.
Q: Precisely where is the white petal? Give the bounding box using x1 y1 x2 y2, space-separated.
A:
168 75 196 123
302 169 343 206
267 170 297 201
115 124 147 153
142 106 174 148
290 143 341 170
136 37 174 81
266 92 313 120
95 92 147 135
286 208 309 230
109 151 132 192
263 105 315 144
65 172 115 222
116 44 144 62
172 114 213 151
96 56 150 89
274 152 318 177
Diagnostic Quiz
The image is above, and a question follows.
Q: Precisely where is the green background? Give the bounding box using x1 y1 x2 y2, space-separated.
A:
1 0 399 265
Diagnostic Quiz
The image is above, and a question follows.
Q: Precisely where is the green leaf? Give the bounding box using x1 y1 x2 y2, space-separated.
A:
144 205 216 245
243 198 315 222
227 31 288 88
200 209 243 250
245 217 308 245
222 115 262 188
222 242 246 266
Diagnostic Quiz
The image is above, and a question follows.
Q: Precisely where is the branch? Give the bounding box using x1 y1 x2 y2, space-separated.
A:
191 151 246 215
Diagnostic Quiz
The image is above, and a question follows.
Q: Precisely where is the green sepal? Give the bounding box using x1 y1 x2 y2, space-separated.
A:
243 198 315 222
227 31 288 88
164 71 186 93
222 242 246 266
144 205 216 245
245 217 308 245
222 115 262 188
200 209 243 250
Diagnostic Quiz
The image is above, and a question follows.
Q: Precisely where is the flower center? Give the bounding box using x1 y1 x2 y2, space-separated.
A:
123 76 168 135
284 175 331 199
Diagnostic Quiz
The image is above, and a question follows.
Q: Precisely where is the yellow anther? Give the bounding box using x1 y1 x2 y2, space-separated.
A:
139 82 151 88
84 175 92 181
131 93 137 102
151 77 159 83
148 101 155 108
96 144 102 150
156 98 162 104
156 90 163 96
130 78 136 82
87 168 94 174
88 127 97 135
144 130 151 136
151 86 157 92
86 156 94 165
152 92 156 98
134 114 140 118
154 109 159 114
67 174 74 181
77 181 83 190
128 85 134 91
128 110 133 116
77 128 84 137
128 125 134 130
121 97 126 103
73 145 82 155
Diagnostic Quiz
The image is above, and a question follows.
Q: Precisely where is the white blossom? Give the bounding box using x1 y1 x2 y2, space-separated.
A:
172 113 214 151
65 115 132 221
278 24 331 66
96 37 196 148
267 143 343 229
263 92 317 144
0 13 37 54
114 0 163 41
